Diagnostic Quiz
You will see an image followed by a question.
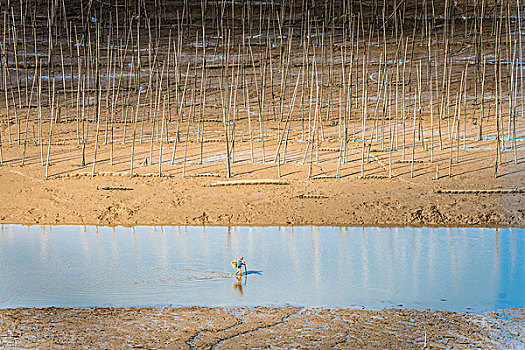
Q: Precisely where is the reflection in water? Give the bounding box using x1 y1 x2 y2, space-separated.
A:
233 276 246 296
312 227 321 284
0 225 523 312
361 228 369 291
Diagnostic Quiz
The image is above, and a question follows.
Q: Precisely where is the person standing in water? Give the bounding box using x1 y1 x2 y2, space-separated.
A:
233 257 247 278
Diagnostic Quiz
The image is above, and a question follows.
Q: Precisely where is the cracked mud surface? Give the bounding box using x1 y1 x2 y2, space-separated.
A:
0 307 524 349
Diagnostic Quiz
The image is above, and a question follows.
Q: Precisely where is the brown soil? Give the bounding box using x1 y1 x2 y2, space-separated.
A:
0 121 524 227
0 307 523 349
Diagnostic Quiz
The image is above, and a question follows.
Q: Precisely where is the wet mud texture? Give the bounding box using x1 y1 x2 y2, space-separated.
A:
0 307 524 349
0 134 524 227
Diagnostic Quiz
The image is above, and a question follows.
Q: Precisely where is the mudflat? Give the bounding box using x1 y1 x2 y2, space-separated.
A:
1 0 524 348
0 129 523 227
0 307 523 349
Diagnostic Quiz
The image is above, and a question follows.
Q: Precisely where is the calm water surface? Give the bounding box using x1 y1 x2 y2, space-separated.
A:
0 225 523 312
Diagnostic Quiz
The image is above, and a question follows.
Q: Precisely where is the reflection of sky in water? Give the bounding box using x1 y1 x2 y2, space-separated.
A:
0 225 523 312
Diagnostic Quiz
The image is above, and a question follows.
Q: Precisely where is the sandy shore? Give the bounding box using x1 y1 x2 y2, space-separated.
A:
0 307 523 349
0 131 524 228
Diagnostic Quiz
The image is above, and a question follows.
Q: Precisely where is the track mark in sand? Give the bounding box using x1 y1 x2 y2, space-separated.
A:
186 311 243 350
187 330 206 350
481 314 525 348
332 332 352 349
6 169 44 183
210 307 305 350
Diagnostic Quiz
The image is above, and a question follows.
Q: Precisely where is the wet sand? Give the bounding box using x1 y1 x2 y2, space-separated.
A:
0 307 523 349
0 125 524 228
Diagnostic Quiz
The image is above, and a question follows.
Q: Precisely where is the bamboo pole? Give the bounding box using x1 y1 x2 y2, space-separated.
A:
158 96 166 177
45 80 56 180
21 63 38 166
130 90 141 178
92 27 102 177
171 63 190 165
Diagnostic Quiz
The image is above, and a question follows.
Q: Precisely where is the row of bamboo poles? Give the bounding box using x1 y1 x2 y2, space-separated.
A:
0 0 523 179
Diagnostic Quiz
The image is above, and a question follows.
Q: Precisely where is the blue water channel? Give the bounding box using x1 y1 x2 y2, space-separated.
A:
0 225 523 312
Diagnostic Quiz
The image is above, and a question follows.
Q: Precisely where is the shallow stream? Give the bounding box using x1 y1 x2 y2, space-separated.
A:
0 225 523 312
